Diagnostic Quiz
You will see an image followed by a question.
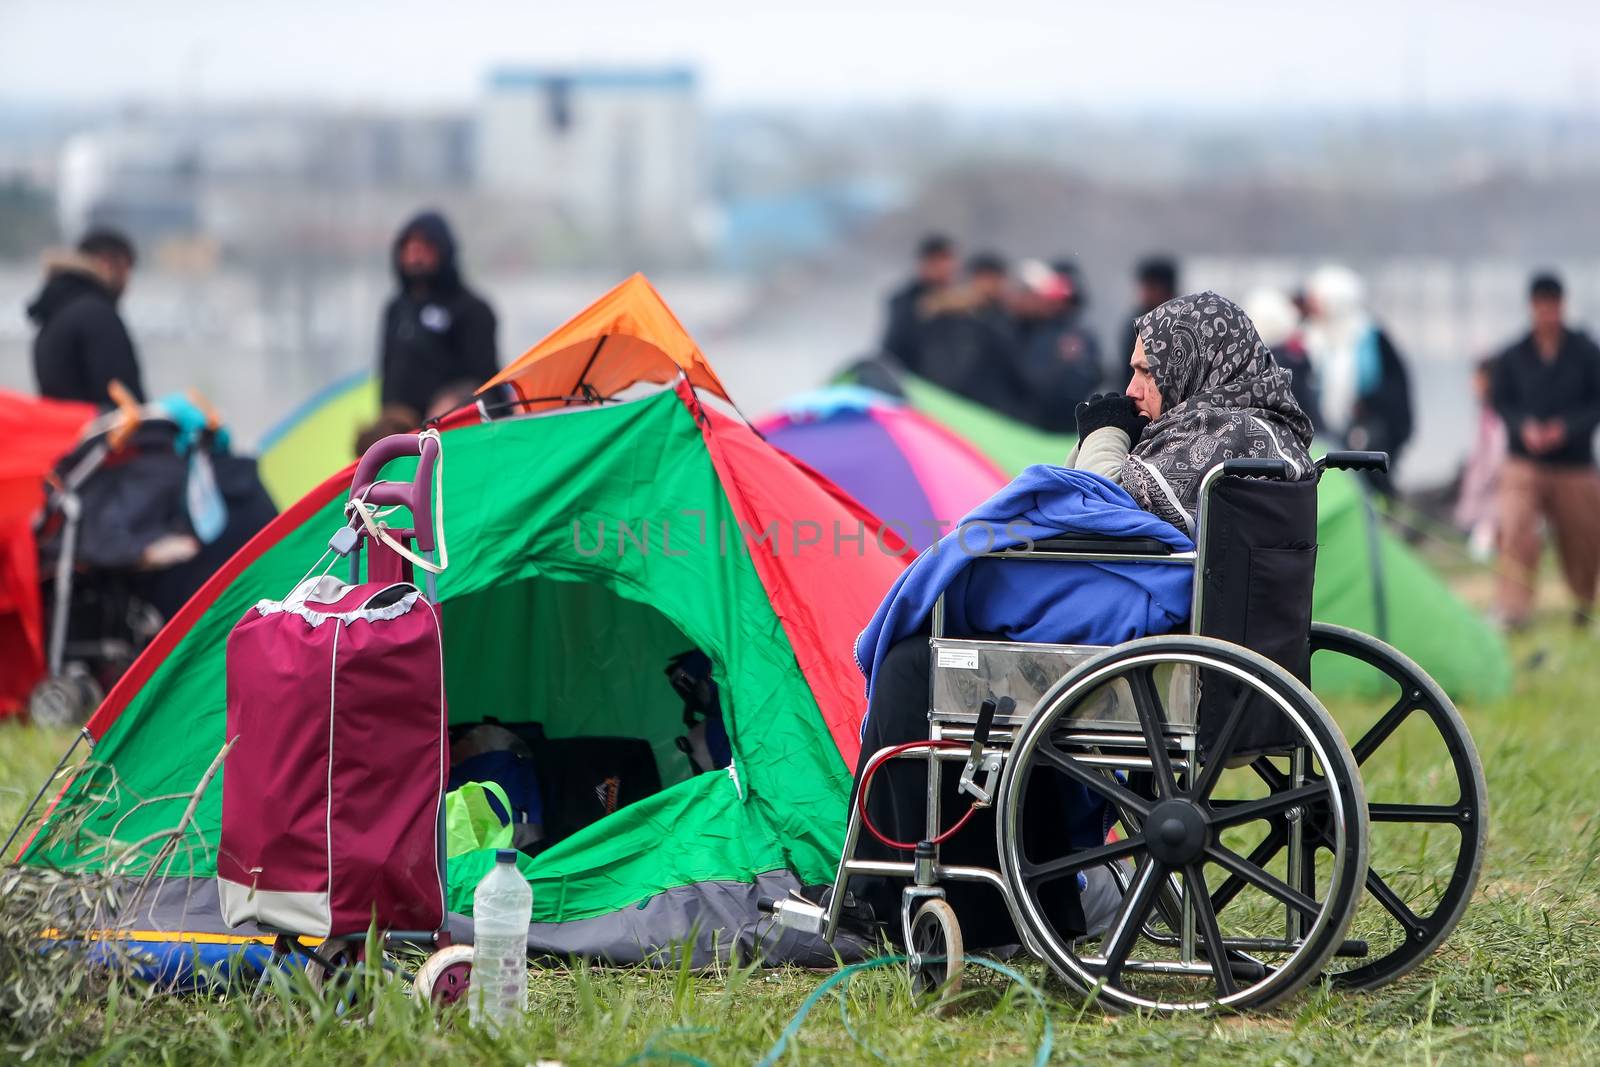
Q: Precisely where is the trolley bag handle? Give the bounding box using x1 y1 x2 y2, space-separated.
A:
346 428 448 575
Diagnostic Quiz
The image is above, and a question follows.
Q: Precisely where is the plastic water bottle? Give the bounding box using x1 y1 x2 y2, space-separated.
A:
470 849 531 1031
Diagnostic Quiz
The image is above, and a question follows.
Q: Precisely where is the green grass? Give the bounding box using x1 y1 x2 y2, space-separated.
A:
3 620 1599 1066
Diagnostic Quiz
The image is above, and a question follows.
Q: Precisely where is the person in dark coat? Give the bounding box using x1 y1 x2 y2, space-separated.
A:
25 228 145 408
378 210 498 424
910 251 1021 412
1489 272 1600 628
1009 260 1102 432
880 234 957 373
1119 255 1179 365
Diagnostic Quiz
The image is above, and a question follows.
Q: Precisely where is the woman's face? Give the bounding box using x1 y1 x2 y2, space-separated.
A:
1127 336 1163 421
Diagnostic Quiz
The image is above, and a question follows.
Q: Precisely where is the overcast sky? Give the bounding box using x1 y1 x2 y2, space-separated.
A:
4 0 1598 113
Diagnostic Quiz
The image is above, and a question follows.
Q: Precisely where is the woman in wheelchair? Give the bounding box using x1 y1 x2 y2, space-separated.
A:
849 291 1316 949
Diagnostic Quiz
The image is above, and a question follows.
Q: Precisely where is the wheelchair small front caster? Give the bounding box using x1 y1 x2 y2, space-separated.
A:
909 898 964 1005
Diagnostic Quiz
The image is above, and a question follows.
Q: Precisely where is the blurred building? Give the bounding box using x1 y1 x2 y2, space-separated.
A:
476 68 702 264
57 126 201 242
51 110 474 258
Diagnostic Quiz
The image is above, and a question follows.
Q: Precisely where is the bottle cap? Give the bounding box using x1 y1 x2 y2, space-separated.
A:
495 848 517 864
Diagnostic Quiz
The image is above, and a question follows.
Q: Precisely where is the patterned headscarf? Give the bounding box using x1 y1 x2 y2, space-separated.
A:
1121 291 1314 534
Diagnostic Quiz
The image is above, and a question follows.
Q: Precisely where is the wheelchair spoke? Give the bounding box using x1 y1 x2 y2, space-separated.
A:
1126 665 1176 797
1184 862 1237 997
1191 686 1251 800
1209 823 1287 916
1205 844 1321 920
1368 802 1468 825
1351 693 1415 766
1208 783 1329 830
1022 835 1146 884
1365 868 1424 931
1097 855 1163 984
1036 745 1152 819
1251 756 1289 791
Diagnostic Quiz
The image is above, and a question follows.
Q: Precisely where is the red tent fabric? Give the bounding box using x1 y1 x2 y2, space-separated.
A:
0 391 96 716
693 385 907 766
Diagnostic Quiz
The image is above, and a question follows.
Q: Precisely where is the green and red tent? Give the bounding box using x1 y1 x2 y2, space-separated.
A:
11 276 905 966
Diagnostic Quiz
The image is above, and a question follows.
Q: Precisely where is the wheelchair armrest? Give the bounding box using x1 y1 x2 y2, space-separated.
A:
1221 458 1291 480
1020 536 1175 555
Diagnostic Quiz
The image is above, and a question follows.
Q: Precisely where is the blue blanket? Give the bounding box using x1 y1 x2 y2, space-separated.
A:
855 466 1194 702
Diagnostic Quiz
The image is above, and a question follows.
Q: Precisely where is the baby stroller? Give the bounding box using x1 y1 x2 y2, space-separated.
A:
29 387 276 727
768 452 1487 1013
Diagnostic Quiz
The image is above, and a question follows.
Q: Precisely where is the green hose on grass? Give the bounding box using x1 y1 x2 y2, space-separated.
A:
625 955 1054 1067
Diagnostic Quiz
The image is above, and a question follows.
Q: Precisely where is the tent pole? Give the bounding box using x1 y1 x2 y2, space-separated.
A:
3 728 88 862
572 336 610 396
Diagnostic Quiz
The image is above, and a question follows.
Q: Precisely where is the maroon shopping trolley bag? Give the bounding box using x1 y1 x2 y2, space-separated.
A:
217 573 447 937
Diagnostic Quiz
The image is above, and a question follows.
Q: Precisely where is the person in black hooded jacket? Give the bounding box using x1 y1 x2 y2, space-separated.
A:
26 228 146 407
378 211 498 422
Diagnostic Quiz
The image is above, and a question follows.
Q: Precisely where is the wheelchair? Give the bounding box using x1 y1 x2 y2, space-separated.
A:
770 452 1487 1013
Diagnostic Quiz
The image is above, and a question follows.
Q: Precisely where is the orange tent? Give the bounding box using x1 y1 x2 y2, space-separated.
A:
478 274 732 412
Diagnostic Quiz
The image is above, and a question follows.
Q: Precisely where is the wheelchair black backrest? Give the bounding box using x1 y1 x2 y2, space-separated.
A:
1194 472 1319 755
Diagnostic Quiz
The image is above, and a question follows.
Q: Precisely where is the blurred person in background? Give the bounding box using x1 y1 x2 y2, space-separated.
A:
1120 255 1179 362
1244 287 1322 429
910 250 1018 410
377 210 498 428
1454 356 1507 562
1009 259 1102 432
25 228 146 407
881 233 957 374
1051 258 1091 313
966 251 1010 310
1489 272 1600 629
1302 264 1413 494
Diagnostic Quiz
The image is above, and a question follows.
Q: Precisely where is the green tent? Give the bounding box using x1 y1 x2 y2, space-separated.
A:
12 278 905 968
873 373 1512 702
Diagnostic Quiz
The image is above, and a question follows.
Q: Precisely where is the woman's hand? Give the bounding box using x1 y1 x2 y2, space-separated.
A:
1074 393 1151 442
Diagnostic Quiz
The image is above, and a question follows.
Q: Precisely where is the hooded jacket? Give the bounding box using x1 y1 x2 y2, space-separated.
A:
25 252 146 407
380 211 498 418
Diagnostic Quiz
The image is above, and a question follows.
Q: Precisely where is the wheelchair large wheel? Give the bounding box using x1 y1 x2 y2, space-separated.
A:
996 635 1368 1013
1308 623 1488 990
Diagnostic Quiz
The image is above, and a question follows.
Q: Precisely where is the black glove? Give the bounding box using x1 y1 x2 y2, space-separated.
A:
1074 393 1149 441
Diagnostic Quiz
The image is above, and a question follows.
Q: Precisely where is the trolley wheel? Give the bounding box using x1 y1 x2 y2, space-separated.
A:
414 944 475 1007
1308 623 1488 990
305 938 361 997
997 635 1368 1014
909 899 964 1002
